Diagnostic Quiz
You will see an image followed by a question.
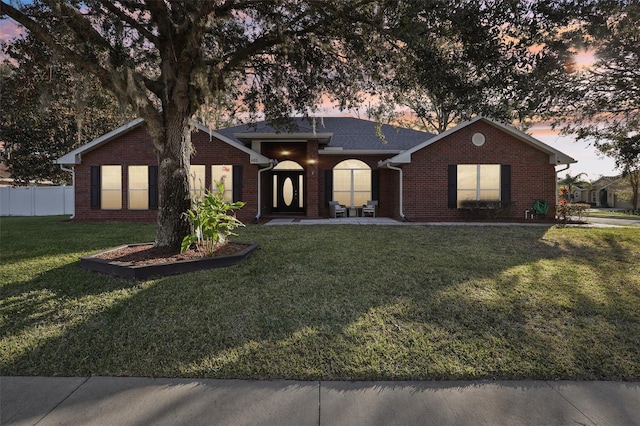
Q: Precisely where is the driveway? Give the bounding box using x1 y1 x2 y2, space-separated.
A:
587 216 640 227
586 210 640 227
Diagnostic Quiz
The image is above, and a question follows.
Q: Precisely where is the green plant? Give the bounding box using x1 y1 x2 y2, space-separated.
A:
556 202 590 223
459 200 513 219
181 181 246 255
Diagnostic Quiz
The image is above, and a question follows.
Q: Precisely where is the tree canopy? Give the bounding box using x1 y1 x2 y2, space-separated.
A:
553 0 640 208
365 0 581 133
0 0 602 248
0 0 402 251
0 34 132 185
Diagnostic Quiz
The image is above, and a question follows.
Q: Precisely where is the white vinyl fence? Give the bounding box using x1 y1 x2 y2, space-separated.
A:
0 186 74 216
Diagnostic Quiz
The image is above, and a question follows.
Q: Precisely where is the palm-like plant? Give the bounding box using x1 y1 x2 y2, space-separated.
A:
558 173 592 202
181 181 245 256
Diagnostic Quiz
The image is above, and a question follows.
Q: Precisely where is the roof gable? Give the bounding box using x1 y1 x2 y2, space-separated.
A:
56 119 271 165
382 116 577 166
56 118 145 165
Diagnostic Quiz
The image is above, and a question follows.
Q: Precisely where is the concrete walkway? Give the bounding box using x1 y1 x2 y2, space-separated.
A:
264 216 639 227
2 377 639 426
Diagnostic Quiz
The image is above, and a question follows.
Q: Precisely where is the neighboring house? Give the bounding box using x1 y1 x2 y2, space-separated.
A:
576 175 639 209
55 116 576 223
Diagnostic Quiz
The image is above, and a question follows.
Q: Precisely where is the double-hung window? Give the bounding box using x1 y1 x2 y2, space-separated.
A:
212 165 234 202
91 165 158 210
456 164 502 208
101 165 122 210
190 165 206 200
128 166 149 209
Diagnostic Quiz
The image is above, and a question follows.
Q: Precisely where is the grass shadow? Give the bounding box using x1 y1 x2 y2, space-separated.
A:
2 221 639 380
0 216 156 263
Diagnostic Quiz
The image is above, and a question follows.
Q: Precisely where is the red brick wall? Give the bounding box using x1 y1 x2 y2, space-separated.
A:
74 120 559 223
75 124 260 223
399 120 557 221
191 130 258 223
76 126 157 222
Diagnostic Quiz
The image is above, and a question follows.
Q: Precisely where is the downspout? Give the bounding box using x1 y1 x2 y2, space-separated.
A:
60 165 76 219
386 163 406 221
555 163 571 214
556 163 571 192
254 160 276 223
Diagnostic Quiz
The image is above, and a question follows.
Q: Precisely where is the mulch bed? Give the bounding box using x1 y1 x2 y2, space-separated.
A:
94 242 247 266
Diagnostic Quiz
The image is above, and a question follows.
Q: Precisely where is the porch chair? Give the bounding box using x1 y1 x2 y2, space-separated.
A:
329 201 347 218
362 200 378 217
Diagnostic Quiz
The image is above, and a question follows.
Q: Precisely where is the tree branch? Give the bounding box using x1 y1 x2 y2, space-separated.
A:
1 1 160 124
96 0 160 46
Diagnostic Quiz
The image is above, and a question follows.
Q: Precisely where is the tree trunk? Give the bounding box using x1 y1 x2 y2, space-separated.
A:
152 109 193 253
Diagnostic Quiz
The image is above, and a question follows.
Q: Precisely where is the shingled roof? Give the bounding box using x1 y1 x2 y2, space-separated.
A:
216 117 435 151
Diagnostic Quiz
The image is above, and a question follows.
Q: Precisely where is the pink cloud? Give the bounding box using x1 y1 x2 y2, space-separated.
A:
574 49 595 67
0 19 24 63
0 19 23 42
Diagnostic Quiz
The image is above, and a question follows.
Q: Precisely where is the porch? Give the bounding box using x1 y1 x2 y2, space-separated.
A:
264 217 400 225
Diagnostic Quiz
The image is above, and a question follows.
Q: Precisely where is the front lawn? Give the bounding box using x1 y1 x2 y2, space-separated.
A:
589 210 640 220
1 216 639 380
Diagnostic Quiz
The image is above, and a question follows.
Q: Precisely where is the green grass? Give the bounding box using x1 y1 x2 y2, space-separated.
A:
2 216 640 380
588 210 640 220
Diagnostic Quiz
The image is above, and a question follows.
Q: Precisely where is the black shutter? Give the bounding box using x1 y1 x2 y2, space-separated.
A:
325 169 333 204
371 170 380 204
500 164 511 204
232 165 242 202
90 166 101 209
148 166 158 210
447 165 457 208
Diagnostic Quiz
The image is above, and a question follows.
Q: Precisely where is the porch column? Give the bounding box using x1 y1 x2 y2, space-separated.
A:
306 139 320 218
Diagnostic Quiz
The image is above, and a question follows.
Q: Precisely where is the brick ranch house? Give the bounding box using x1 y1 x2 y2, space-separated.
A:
55 116 576 223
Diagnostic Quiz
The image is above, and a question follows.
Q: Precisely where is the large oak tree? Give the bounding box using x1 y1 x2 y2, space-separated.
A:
1 0 396 251
0 0 589 250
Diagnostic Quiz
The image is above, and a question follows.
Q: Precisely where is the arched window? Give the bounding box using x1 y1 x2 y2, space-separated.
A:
272 160 304 209
273 160 304 171
333 159 371 207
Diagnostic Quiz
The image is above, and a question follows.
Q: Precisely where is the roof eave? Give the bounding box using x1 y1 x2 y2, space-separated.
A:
192 122 273 165
379 151 413 167
481 118 577 165
234 132 333 144
551 153 578 165
55 118 145 165
319 149 404 156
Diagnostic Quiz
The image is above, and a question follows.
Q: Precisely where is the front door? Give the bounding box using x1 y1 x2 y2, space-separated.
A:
273 171 305 213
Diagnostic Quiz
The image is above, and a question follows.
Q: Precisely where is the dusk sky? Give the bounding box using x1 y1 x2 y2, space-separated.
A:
0 18 620 180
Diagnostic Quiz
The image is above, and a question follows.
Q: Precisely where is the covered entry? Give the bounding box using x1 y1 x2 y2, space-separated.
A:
272 160 305 214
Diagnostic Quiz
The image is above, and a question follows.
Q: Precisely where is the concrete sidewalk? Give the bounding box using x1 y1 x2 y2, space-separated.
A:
263 217 639 227
2 377 639 426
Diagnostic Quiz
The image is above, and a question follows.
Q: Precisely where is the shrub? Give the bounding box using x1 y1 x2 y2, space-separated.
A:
556 203 590 223
459 200 513 220
181 181 246 255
